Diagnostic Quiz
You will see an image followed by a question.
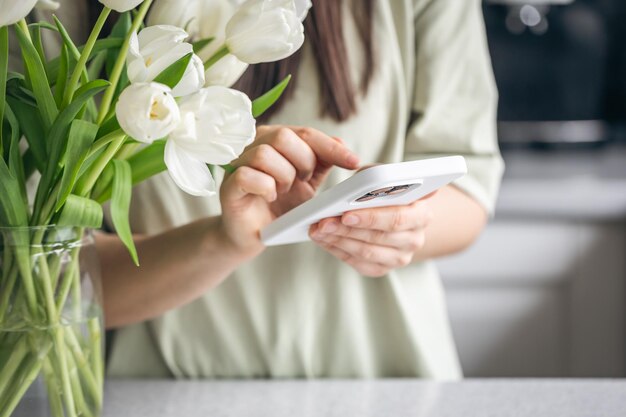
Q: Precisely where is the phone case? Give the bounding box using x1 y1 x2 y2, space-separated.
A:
261 155 467 246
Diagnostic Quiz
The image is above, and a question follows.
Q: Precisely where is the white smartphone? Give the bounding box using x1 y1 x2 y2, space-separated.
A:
260 155 467 246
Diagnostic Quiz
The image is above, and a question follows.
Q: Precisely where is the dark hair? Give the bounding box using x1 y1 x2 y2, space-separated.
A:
235 0 375 123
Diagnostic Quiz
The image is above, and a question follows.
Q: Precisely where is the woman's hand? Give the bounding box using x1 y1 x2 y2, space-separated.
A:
219 125 360 257
309 195 435 277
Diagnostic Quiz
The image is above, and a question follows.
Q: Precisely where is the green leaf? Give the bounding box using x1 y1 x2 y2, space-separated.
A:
6 77 36 107
4 103 27 207
47 38 124 83
87 51 107 81
95 141 166 204
13 23 58 129
53 15 97 111
0 27 9 158
53 15 82 65
110 12 132 43
0 26 7 155
56 120 99 212
0 158 28 227
47 79 109 156
32 80 110 224
252 74 291 118
54 45 69 107
96 114 121 139
29 25 47 76
57 195 103 228
106 13 131 98
192 37 215 54
87 129 124 160
153 53 192 89
6 96 46 172
77 146 103 179
111 159 139 265
23 149 37 181
128 140 167 185
7 71 25 83
28 22 59 32
89 37 124 53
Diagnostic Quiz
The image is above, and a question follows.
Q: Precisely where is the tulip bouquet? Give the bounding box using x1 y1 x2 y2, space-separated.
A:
0 0 308 416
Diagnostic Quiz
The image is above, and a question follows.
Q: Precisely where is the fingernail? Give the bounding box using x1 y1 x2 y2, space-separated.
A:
321 221 338 233
343 214 359 226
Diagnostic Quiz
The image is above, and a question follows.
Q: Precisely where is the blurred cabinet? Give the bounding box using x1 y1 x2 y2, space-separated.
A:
437 218 626 377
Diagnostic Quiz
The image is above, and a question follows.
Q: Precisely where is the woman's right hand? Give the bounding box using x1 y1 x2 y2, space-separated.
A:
218 125 360 257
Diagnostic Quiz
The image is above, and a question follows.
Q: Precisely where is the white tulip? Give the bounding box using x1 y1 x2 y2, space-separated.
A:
294 0 312 21
204 54 248 87
115 82 180 144
35 0 60 11
164 142 217 197
230 0 310 20
225 0 305 64
127 25 205 97
0 0 38 26
165 87 256 196
98 0 144 12
148 0 248 87
148 0 235 42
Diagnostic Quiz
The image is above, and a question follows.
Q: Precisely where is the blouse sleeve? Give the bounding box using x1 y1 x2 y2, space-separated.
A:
405 0 505 214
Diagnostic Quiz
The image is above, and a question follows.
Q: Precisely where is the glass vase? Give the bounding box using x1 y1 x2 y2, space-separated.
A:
0 226 104 417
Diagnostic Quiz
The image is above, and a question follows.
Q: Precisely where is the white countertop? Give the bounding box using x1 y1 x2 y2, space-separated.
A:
103 379 626 417
496 145 626 220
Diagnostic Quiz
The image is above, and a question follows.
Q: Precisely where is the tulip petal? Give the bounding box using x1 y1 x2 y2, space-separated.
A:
98 0 145 13
36 0 61 11
225 0 304 64
126 25 204 97
0 0 38 26
295 0 312 21
169 86 256 165
138 25 189 53
204 54 248 87
148 0 237 58
171 53 206 97
164 139 217 196
116 82 181 143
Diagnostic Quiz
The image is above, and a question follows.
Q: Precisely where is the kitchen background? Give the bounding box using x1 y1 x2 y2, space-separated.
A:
436 0 626 377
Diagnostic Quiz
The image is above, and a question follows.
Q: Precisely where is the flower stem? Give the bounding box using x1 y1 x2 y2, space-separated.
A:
88 318 104 389
0 352 44 417
66 348 93 417
55 247 80 312
87 128 125 160
43 359 65 417
75 133 126 197
66 326 102 409
62 7 112 109
16 20 31 42
53 327 78 417
204 45 229 70
0 261 18 324
96 0 154 124
0 337 29 398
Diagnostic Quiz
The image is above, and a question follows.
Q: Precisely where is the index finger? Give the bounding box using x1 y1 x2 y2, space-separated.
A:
290 127 360 171
341 200 433 232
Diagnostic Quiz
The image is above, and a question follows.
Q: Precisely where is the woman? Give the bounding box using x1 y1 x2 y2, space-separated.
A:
46 0 503 378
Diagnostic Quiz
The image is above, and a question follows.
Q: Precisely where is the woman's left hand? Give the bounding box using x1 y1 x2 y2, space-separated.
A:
309 197 435 277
